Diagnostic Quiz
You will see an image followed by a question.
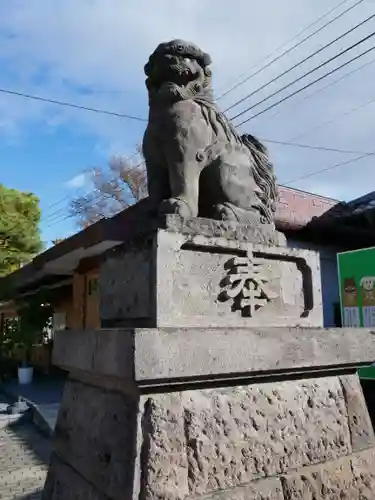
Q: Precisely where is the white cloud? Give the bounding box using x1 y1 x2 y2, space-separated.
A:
66 173 88 189
0 0 375 200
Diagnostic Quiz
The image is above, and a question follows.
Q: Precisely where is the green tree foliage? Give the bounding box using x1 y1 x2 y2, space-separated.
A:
0 184 43 276
14 290 53 366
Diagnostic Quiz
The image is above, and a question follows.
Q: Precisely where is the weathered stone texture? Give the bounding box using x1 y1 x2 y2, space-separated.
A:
189 478 284 500
99 230 323 329
160 214 284 246
100 245 153 322
140 394 189 500
141 378 351 498
339 374 375 452
281 448 375 499
156 232 322 328
133 327 375 384
53 378 139 499
350 448 375 498
43 453 107 500
52 327 375 387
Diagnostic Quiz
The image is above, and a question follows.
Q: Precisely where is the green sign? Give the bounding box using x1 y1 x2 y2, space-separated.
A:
337 247 375 379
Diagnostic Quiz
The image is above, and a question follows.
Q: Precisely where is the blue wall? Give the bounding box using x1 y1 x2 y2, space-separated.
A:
286 238 341 327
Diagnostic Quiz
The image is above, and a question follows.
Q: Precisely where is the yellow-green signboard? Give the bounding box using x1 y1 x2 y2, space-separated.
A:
337 247 375 379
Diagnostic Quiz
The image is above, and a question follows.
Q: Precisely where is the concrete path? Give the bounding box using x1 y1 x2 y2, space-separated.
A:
0 394 51 499
2 375 65 436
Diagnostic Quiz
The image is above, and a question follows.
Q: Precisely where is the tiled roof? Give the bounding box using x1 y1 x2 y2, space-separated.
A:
342 191 375 216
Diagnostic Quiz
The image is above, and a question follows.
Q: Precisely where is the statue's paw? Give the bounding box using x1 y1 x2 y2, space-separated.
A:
213 203 238 221
159 198 193 218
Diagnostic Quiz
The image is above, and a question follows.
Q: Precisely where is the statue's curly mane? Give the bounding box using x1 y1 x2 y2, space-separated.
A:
196 99 278 223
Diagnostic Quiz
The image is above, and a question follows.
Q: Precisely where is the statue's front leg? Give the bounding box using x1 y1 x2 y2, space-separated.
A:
158 101 210 218
159 162 200 218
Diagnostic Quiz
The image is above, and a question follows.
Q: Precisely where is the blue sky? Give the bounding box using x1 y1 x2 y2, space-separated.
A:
1 0 375 248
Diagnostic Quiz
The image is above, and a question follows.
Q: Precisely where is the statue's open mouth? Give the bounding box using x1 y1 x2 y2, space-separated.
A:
165 64 198 86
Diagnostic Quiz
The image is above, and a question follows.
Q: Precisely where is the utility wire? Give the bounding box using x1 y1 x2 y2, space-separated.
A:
43 185 127 227
44 212 75 229
43 163 142 226
231 29 375 122
44 139 375 229
41 150 141 220
236 42 375 126
225 11 375 113
261 139 375 156
218 0 364 100
284 152 371 185
45 153 362 229
263 53 375 121
0 87 147 122
288 95 375 142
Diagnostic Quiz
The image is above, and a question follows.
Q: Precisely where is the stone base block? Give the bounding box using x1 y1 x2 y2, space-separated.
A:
43 454 106 500
99 219 323 328
43 326 375 499
43 372 375 499
281 448 375 499
52 327 375 386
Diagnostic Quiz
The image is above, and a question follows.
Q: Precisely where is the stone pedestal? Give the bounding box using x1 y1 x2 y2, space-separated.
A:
44 327 375 499
100 216 322 328
43 218 375 499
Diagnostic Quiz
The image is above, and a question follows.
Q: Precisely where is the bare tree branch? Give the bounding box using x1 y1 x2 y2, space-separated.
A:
69 149 148 228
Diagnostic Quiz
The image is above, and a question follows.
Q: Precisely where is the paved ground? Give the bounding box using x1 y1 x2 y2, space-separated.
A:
0 394 51 499
2 375 65 435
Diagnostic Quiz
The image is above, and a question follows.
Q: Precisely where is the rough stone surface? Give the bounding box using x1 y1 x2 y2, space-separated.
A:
280 448 375 499
339 374 375 452
140 394 189 500
53 378 139 499
134 327 375 385
160 215 284 246
99 229 323 328
52 327 375 385
53 329 134 380
43 453 107 500
140 378 351 498
189 478 284 500
100 245 153 323
350 448 375 498
52 329 98 372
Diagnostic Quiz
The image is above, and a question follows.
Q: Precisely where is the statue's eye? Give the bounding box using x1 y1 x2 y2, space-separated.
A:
176 44 184 52
185 58 191 63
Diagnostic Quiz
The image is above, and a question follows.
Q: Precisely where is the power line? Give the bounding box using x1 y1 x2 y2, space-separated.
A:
236 42 375 126
43 160 144 227
225 11 375 113
43 186 126 228
284 152 371 185
288 95 375 142
0 87 147 122
40 150 141 222
39 66 375 225
43 139 375 229
231 29 375 122
262 53 375 121
44 212 75 229
261 138 375 155
217 0 364 100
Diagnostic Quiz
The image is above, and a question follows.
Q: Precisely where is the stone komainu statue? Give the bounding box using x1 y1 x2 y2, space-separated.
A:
142 39 278 225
